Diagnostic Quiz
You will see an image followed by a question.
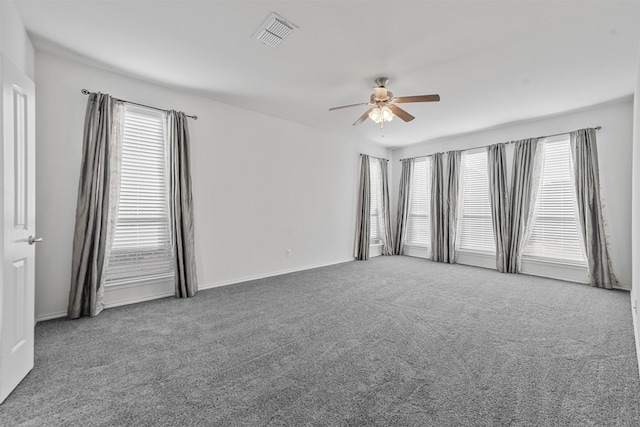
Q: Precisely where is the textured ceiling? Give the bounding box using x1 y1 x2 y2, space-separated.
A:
14 0 640 147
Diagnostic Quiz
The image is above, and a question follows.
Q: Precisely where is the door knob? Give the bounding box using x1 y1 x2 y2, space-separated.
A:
28 236 43 245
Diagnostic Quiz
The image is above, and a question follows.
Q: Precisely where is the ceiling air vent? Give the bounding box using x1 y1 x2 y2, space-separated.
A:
252 12 297 47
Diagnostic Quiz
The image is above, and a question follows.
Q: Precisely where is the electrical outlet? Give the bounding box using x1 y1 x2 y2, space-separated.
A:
286 248 292 257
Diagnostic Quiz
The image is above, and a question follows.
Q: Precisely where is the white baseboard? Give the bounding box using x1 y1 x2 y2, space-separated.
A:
36 310 68 323
34 291 178 322
398 250 632 291
632 295 640 378
34 258 355 323
199 258 354 291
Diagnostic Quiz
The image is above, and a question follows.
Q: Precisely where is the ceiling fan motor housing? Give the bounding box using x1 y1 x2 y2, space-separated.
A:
375 77 390 87
372 77 392 102
372 88 393 102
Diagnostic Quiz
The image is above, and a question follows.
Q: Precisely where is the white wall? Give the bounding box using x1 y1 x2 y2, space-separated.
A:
0 0 35 79
391 98 634 287
631 51 640 368
34 51 389 320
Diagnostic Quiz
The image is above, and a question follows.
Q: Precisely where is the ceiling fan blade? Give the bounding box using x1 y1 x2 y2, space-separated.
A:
389 105 415 122
329 102 370 111
394 94 440 103
353 108 375 125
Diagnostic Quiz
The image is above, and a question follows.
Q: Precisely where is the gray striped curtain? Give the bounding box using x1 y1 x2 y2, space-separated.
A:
570 129 617 289
507 138 541 273
68 93 124 319
379 158 394 255
168 111 198 298
394 159 414 255
430 152 446 262
445 150 462 263
355 154 371 260
487 143 510 273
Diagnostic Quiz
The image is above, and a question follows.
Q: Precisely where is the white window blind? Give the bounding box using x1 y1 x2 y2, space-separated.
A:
406 157 431 247
522 137 586 265
104 106 175 286
369 158 382 244
459 149 495 254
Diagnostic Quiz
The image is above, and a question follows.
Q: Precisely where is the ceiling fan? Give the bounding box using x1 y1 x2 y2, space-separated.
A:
329 77 440 136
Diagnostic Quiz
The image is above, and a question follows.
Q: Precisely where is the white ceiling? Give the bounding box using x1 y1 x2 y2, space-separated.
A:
14 0 640 147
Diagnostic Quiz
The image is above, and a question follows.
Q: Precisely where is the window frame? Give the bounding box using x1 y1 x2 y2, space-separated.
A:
104 104 176 289
405 156 431 250
369 158 383 247
521 135 587 268
457 148 496 256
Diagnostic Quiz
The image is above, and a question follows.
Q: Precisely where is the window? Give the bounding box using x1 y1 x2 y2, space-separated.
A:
369 158 382 244
459 149 495 254
406 157 431 247
104 106 175 286
522 137 586 265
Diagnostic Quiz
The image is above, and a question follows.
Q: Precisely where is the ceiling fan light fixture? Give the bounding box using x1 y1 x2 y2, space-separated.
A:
368 107 381 123
382 106 394 121
369 106 394 123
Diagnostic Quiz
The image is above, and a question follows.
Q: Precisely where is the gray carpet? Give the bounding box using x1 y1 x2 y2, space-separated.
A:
2 256 639 426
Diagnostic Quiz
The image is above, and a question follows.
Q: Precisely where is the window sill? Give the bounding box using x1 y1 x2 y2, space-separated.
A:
458 249 495 257
520 257 588 284
398 249 589 285
457 250 496 270
103 276 175 309
402 245 430 259
105 273 175 290
521 255 587 269
369 243 383 258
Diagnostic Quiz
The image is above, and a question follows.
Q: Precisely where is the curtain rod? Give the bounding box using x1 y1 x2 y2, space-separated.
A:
398 126 601 161
360 153 389 162
81 89 198 120
534 126 601 141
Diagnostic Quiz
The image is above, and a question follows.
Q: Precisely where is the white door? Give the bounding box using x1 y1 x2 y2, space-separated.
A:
0 55 37 404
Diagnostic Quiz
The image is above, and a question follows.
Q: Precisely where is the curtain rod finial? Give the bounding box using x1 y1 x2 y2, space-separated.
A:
81 89 89 95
